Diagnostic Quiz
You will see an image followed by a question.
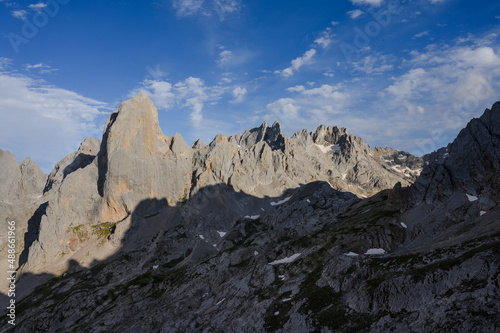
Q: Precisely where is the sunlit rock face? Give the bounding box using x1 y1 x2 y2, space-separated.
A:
3 97 499 333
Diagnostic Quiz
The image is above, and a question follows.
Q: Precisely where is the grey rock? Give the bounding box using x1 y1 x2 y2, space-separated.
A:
2 97 500 333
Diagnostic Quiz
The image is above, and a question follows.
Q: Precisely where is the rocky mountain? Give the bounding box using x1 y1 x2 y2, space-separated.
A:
1 95 498 332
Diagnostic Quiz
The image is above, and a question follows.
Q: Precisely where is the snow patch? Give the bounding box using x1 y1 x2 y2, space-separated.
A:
199 235 205 240
216 298 225 305
365 248 386 255
270 196 292 206
153 265 159 270
480 211 487 216
306 199 311 203
274 311 280 316
466 194 478 202
254 250 259 256
315 144 340 153
400 222 407 228
269 253 301 265
282 298 292 302
344 252 359 257
217 231 226 237
244 215 260 220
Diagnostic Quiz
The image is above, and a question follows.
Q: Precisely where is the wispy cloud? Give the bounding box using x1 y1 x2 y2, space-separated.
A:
347 9 363 19
218 49 232 65
0 70 107 172
232 86 246 102
130 76 228 128
213 0 240 19
352 53 394 74
172 0 241 20
350 0 384 7
413 30 430 38
11 9 27 19
28 3 47 11
24 63 58 74
172 0 205 16
275 49 317 78
314 28 334 48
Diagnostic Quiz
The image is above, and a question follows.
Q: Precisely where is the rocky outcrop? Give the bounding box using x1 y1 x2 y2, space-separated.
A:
190 120 422 199
98 93 193 221
0 150 46 292
3 94 422 286
13 94 194 279
3 96 499 333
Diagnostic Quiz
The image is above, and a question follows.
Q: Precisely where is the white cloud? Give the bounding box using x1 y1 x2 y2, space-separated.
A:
11 10 27 19
382 43 500 154
258 83 350 134
413 31 430 38
301 84 346 101
0 58 12 69
218 50 232 65
172 0 241 19
213 0 240 19
314 36 332 48
314 28 334 48
267 98 300 120
0 71 107 172
175 77 208 126
131 79 176 110
172 0 205 16
131 76 227 129
24 63 58 74
28 3 47 11
347 9 363 19
331 21 340 26
287 85 305 93
275 49 317 78
352 54 394 74
350 0 383 6
323 71 334 77
232 86 246 102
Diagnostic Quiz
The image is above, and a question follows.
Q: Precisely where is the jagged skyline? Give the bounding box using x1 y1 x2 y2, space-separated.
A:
1 0 499 172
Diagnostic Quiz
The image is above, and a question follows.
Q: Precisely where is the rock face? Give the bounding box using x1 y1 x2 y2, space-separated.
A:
192 119 422 199
10 93 421 282
98 93 192 221
1 97 499 333
0 151 46 292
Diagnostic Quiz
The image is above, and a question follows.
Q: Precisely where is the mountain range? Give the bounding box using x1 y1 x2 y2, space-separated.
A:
1 94 499 332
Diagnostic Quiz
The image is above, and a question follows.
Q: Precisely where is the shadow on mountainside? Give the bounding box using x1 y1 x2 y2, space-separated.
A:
1 181 499 332
0 181 370 330
2 102 500 332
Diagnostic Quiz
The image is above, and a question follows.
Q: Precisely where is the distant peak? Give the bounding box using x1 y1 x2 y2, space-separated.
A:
192 139 206 149
492 101 500 112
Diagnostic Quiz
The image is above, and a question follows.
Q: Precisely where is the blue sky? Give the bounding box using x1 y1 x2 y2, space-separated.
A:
0 0 499 172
